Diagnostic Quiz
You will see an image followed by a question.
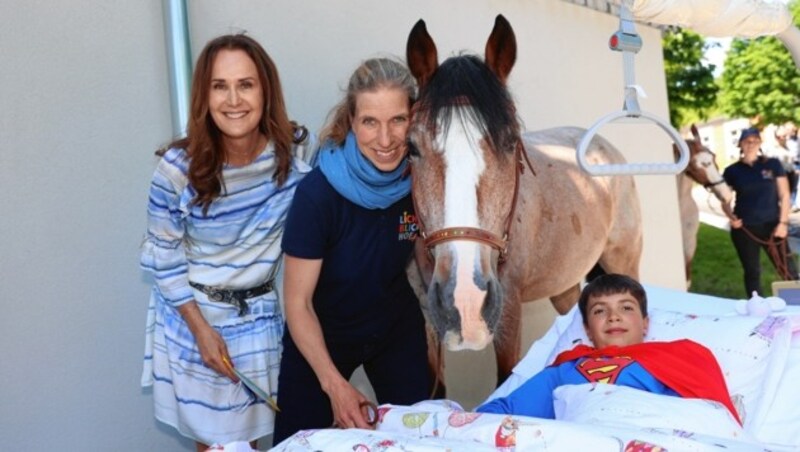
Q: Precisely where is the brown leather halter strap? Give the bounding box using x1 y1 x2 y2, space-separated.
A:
703 178 726 190
413 139 534 264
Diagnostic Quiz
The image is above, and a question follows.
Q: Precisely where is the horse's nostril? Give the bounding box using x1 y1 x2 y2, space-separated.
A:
481 278 504 332
428 281 443 310
435 282 447 310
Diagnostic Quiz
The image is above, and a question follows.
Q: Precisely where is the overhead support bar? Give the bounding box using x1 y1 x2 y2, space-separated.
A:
577 0 690 176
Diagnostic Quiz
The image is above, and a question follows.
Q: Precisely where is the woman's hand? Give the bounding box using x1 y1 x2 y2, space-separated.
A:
324 378 375 430
193 324 238 381
178 301 238 382
284 255 376 428
721 201 741 229
774 222 789 239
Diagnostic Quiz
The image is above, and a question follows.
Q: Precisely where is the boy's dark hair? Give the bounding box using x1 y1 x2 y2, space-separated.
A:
578 274 647 324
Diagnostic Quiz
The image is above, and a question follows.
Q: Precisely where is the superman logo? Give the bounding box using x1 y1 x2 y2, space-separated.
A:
576 356 634 384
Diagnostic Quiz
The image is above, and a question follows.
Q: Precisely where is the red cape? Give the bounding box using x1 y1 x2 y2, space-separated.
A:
552 339 741 425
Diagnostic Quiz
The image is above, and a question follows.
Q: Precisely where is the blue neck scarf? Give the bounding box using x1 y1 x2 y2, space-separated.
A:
318 131 411 209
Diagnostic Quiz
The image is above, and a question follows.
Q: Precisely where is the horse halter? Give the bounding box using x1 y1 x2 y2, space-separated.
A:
412 137 535 265
686 140 726 192
703 179 726 190
694 151 726 191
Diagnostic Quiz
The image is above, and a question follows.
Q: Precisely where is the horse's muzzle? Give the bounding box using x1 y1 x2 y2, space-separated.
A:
427 271 503 351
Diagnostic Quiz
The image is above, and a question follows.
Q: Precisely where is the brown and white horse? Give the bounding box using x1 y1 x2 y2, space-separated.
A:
406 15 643 384
676 125 732 287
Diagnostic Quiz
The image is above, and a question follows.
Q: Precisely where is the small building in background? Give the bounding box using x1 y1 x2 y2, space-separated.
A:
691 117 752 167
691 118 792 170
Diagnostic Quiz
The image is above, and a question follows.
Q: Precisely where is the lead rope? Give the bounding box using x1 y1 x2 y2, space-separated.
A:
741 226 796 280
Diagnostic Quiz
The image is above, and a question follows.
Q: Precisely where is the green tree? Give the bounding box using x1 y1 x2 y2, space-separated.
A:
718 0 800 126
662 27 719 127
719 37 800 126
795 0 800 27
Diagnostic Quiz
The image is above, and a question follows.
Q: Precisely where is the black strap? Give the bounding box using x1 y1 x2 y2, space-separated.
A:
189 280 274 316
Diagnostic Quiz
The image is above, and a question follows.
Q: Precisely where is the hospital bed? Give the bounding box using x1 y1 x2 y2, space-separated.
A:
271 285 800 451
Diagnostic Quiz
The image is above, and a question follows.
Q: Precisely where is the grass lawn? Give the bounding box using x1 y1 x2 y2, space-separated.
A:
690 223 784 299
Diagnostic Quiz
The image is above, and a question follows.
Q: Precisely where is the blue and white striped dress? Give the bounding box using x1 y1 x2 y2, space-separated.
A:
140 142 312 444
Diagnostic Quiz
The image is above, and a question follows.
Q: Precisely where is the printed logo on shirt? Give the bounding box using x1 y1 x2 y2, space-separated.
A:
762 169 775 180
576 356 634 384
398 210 418 241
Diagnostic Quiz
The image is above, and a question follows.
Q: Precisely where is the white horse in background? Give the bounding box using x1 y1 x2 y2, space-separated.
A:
676 124 732 287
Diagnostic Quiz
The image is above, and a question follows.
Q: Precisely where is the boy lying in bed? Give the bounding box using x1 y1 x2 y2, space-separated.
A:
476 274 741 424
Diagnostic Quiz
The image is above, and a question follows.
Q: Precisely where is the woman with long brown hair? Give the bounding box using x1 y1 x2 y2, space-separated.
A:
140 34 314 450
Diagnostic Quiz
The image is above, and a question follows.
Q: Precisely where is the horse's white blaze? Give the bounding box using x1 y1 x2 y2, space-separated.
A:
440 108 492 349
696 151 732 203
451 241 492 349
696 152 716 176
440 108 485 228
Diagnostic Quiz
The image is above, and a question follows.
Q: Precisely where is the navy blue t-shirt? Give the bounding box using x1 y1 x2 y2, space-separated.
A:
723 157 786 225
281 168 419 342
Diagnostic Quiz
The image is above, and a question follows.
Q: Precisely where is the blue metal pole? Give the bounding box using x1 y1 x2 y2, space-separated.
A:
163 0 192 138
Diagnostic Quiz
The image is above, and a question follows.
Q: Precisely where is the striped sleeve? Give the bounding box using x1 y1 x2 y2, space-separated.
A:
140 150 193 307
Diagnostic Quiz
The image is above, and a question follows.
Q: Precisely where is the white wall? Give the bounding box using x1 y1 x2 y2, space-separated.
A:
0 1 193 449
0 0 684 449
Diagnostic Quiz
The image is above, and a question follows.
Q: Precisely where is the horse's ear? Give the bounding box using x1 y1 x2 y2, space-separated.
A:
485 15 516 84
690 124 701 141
407 19 439 91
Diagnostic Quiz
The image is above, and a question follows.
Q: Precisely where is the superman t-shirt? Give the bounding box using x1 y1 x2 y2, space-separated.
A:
476 356 678 418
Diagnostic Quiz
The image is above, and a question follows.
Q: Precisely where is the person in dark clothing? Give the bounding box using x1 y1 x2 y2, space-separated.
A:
273 58 431 444
721 127 799 296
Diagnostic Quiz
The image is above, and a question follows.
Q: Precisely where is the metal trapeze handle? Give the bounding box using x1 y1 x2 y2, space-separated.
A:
577 110 690 176
577 0 689 176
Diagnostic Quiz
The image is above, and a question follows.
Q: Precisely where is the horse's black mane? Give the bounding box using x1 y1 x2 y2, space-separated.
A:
417 54 520 154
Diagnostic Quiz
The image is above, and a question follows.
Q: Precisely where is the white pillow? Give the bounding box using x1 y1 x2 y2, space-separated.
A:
544 307 793 432
553 383 755 442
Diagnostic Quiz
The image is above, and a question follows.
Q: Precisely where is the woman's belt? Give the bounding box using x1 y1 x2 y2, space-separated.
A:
189 280 274 316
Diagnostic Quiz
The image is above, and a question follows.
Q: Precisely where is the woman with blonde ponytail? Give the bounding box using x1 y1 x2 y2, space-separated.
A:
274 58 432 443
